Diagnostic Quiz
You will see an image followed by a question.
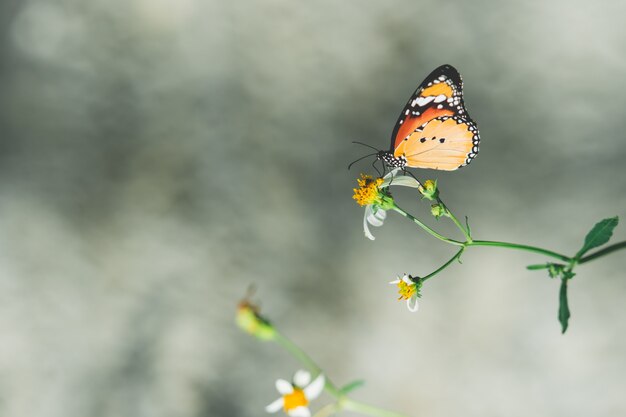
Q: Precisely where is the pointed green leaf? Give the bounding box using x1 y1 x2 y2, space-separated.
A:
465 216 472 238
558 278 570 334
526 263 550 270
562 269 576 280
339 379 365 394
576 217 619 259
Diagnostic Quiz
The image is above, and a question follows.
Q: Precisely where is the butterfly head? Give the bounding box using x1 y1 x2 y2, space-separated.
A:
377 151 407 169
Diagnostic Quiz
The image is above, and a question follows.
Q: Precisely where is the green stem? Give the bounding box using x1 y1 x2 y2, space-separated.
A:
393 202 571 262
578 241 626 264
437 198 472 242
393 202 572 262
273 331 410 417
526 263 556 270
342 398 410 417
273 331 341 397
466 240 571 262
422 248 465 281
392 205 464 246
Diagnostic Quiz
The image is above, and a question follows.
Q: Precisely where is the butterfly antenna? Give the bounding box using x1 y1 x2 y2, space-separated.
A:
352 141 381 152
348 152 377 170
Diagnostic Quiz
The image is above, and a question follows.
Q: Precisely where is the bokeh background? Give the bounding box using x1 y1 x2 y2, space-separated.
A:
0 0 625 416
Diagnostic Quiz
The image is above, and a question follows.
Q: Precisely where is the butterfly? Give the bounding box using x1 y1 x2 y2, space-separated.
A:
377 64 480 171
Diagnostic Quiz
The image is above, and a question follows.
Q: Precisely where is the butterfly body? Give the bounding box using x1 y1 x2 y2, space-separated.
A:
378 64 480 171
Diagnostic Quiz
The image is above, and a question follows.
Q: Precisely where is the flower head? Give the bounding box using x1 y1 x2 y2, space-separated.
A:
419 179 439 200
265 370 325 417
352 174 385 207
430 203 445 219
354 169 421 240
389 274 422 312
236 298 276 340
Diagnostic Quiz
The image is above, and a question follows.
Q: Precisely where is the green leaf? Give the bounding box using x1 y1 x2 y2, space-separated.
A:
558 278 571 334
339 379 365 394
526 263 550 270
576 217 619 259
465 216 472 238
562 269 576 280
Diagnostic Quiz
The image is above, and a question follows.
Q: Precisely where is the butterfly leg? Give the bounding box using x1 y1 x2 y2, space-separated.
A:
401 168 422 186
371 158 382 177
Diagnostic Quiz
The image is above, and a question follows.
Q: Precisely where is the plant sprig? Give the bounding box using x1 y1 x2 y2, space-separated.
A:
236 298 410 417
353 170 624 332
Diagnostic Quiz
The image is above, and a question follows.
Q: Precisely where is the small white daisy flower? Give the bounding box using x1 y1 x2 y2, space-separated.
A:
389 274 420 312
363 204 387 240
353 169 421 240
265 370 325 417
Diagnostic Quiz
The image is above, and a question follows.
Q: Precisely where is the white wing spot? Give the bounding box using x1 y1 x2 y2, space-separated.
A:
415 96 435 107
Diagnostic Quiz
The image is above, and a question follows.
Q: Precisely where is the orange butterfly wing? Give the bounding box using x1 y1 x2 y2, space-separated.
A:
389 65 480 171
395 116 479 170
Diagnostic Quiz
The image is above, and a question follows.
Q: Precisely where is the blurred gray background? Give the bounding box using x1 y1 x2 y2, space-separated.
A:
0 0 625 416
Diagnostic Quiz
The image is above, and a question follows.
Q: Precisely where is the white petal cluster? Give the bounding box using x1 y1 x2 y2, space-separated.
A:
265 370 325 417
363 169 421 240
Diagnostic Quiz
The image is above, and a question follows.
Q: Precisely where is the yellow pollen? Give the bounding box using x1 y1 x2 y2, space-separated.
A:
396 280 416 301
352 175 384 206
283 388 308 412
423 180 436 190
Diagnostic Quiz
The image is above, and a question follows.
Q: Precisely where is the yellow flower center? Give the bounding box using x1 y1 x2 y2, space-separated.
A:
283 388 308 412
419 179 439 200
352 175 384 206
423 180 436 191
396 280 416 300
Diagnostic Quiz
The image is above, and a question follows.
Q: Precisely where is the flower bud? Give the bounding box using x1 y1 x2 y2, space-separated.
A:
419 179 439 200
236 300 276 340
431 203 445 219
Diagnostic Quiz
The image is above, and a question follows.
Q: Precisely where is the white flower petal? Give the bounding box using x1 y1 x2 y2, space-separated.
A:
288 406 311 417
363 203 387 241
383 168 401 180
363 206 385 240
275 379 293 395
303 373 325 400
366 207 386 227
407 296 419 312
401 275 413 284
389 279 400 284
293 370 311 388
363 208 376 241
380 168 421 188
265 398 284 413
382 175 421 189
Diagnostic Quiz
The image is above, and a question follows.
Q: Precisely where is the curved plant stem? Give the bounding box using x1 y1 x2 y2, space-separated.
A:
392 205 464 246
466 240 571 262
437 198 472 242
393 202 571 262
422 248 465 281
578 241 626 264
273 330 410 417
273 332 342 397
